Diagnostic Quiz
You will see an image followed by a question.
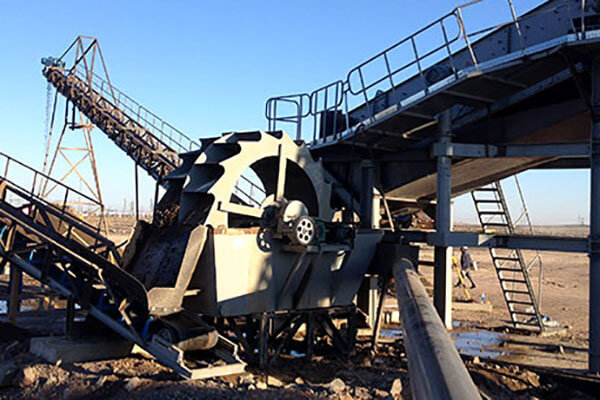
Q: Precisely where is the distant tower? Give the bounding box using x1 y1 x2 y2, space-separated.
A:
40 37 110 235
40 101 109 235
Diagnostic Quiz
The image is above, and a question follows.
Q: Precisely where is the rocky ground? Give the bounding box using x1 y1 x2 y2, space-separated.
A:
0 222 598 398
0 317 597 399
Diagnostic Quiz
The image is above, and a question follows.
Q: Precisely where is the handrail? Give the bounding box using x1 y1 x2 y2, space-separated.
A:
346 10 462 96
73 65 198 154
265 0 581 145
0 152 104 234
265 94 311 140
0 152 101 208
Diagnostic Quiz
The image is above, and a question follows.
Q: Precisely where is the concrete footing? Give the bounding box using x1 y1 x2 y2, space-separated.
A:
30 336 134 363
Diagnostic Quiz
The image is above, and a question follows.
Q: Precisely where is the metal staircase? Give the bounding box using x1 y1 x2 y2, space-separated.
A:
471 179 544 332
0 151 245 379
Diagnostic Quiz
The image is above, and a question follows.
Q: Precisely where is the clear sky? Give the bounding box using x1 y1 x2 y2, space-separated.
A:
0 0 590 224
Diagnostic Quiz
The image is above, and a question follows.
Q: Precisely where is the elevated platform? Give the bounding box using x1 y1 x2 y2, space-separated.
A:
267 0 598 212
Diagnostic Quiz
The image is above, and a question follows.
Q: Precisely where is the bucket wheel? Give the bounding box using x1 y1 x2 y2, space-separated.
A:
163 131 334 231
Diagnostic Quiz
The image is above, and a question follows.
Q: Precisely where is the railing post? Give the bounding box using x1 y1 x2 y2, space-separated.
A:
456 7 478 68
297 98 302 141
343 86 351 137
440 19 458 78
4 158 10 178
383 53 401 107
507 0 526 52
358 69 372 119
410 37 427 94
273 101 278 132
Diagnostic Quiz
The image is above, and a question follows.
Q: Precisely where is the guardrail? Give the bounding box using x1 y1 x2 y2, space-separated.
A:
73 65 197 154
53 36 198 155
0 152 105 235
266 0 587 145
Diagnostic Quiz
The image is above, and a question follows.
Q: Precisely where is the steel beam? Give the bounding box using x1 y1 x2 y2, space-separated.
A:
432 142 590 159
589 57 600 373
533 158 590 169
433 110 453 328
398 230 588 253
392 257 480 400
454 66 579 130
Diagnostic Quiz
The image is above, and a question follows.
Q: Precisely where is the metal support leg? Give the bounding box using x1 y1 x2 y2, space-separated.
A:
134 163 140 221
6 226 19 323
433 110 453 329
357 275 378 328
371 276 389 351
372 190 381 229
306 313 314 361
347 308 357 356
259 313 269 369
66 296 75 339
360 161 375 229
153 178 160 221
8 265 21 323
589 58 600 372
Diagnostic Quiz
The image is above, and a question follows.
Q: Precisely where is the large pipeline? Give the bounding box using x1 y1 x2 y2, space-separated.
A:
393 257 480 400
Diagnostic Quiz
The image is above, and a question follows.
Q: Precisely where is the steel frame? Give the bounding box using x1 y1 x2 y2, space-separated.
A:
219 306 357 369
41 103 108 233
0 163 245 379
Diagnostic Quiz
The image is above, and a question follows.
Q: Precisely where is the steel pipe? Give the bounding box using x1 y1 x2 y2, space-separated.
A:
393 257 480 400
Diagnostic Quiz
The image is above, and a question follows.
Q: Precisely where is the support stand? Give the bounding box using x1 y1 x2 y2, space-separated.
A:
433 110 453 328
589 57 600 372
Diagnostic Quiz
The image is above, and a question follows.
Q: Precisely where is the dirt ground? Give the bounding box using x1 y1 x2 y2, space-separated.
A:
419 225 590 365
0 221 597 399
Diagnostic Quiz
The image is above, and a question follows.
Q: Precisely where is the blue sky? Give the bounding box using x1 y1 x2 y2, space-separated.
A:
0 0 590 224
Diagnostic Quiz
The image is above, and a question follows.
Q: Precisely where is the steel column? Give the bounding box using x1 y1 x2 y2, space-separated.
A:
360 161 375 229
433 110 453 328
259 313 269 369
134 163 139 221
6 226 19 323
66 296 75 339
589 58 600 372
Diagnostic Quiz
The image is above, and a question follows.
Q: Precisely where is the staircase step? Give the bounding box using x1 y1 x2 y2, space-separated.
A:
478 211 506 215
494 255 520 260
473 199 502 204
510 311 538 317
501 278 528 284
507 300 535 305
504 289 532 295
473 187 499 192
482 222 510 227
497 267 524 273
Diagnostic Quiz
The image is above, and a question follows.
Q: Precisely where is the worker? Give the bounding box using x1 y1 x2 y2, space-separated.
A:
455 246 477 289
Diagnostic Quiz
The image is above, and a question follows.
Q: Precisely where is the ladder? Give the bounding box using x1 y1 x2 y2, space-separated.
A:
471 179 544 332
